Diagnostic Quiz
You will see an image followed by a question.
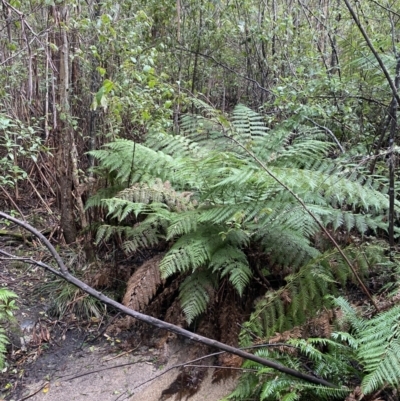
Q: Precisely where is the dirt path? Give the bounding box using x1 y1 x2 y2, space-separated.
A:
17 340 237 401
1 260 237 401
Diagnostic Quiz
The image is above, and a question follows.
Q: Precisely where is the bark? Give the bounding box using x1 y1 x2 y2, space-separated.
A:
388 57 400 256
52 4 77 244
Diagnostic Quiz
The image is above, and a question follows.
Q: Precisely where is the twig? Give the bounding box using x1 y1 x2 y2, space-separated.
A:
64 359 151 381
0 185 25 218
181 364 256 372
125 343 301 399
126 350 226 397
17 381 49 401
88 312 122 344
103 345 140 362
175 46 273 95
304 117 345 153
58 359 149 382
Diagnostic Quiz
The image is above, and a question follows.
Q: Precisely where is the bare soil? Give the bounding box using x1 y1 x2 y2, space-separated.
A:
0 258 237 401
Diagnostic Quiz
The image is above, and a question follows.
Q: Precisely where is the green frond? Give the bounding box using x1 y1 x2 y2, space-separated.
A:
0 288 17 303
244 244 382 343
179 269 218 323
0 287 18 370
231 103 268 145
261 377 299 401
233 335 353 401
145 131 205 158
102 198 155 221
333 296 364 331
197 204 254 226
85 185 124 210
333 297 400 394
95 217 165 250
159 229 221 278
116 179 195 212
210 246 252 296
228 369 262 400
95 224 119 244
167 211 199 238
358 306 400 393
122 217 164 254
89 139 179 184
0 329 9 370
331 331 358 349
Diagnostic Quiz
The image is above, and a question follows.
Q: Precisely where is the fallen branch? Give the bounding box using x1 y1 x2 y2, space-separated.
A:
17 381 49 401
0 211 337 388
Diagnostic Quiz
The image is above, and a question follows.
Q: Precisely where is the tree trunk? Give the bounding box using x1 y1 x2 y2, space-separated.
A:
52 4 77 244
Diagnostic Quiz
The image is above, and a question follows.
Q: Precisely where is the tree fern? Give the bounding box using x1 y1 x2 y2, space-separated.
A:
210 246 252 296
88 103 395 329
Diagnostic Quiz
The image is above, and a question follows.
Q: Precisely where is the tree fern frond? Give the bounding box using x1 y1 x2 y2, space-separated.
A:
231 103 268 143
197 204 253 226
210 246 252 296
167 212 199 238
95 224 118 244
89 139 179 184
0 287 17 370
228 368 262 400
145 131 205 158
334 297 400 394
160 228 222 278
95 215 165 250
357 306 400 393
222 263 252 296
85 185 124 210
116 179 195 212
103 198 156 220
244 244 383 343
122 217 164 253
179 269 217 323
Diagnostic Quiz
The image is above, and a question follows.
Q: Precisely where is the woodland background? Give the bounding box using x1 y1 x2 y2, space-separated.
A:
1 0 400 400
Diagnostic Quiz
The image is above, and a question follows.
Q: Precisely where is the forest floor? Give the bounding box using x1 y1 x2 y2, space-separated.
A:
0 253 237 401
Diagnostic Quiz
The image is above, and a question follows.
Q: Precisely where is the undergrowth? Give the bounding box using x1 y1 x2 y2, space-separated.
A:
38 275 106 319
0 287 18 370
228 295 400 401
